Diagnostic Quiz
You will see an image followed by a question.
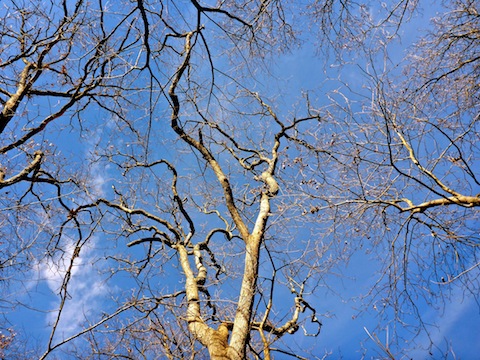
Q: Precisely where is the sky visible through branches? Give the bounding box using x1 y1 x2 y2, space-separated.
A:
1 0 479 359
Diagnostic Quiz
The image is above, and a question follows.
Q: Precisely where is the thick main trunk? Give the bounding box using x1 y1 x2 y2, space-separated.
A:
227 192 271 358
207 324 230 359
226 240 261 359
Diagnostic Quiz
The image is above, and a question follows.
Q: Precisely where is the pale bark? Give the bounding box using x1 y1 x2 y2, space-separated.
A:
0 61 36 134
177 244 233 359
0 150 42 187
166 31 281 357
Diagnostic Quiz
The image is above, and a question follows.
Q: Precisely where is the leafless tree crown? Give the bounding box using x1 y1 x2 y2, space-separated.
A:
0 0 478 358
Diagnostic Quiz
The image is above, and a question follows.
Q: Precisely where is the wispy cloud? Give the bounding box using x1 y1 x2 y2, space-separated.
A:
34 236 109 340
407 288 478 358
34 117 119 341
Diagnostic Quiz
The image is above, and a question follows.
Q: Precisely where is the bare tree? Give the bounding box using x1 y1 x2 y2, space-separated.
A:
373 0 480 329
1 0 479 359
300 0 480 354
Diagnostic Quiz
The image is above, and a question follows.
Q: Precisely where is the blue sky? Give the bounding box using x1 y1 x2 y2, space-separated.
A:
2 1 480 359
266 7 480 355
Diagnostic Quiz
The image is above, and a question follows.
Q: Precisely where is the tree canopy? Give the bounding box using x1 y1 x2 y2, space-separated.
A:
0 0 479 358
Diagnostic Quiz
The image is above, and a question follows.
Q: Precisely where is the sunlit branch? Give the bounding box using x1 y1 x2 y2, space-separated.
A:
168 30 250 241
389 113 461 197
0 150 42 187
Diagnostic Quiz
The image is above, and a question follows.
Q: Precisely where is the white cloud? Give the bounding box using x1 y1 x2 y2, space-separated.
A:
35 236 109 340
